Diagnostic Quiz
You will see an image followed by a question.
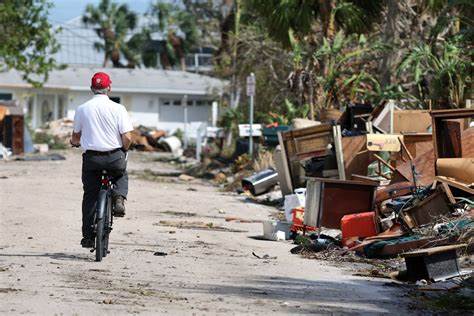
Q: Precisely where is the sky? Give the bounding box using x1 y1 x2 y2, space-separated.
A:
48 0 152 24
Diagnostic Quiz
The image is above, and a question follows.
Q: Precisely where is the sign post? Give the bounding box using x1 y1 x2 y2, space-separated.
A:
246 73 256 157
182 94 188 150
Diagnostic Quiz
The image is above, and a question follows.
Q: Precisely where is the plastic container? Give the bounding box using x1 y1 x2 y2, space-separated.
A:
283 188 306 222
262 220 291 241
341 212 378 242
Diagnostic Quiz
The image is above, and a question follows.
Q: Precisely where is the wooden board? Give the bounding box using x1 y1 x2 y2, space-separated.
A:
342 135 368 178
393 110 432 133
437 158 474 184
403 244 467 257
435 176 474 195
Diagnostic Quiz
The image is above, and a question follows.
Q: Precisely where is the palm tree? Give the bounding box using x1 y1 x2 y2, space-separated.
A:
247 0 384 47
149 2 198 70
82 0 137 67
398 41 471 108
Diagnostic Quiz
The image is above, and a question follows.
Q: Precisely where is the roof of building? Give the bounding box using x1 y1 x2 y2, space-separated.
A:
0 66 227 96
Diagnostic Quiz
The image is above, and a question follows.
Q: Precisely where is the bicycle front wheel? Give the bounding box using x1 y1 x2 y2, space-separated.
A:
103 194 112 257
95 190 108 262
95 217 104 262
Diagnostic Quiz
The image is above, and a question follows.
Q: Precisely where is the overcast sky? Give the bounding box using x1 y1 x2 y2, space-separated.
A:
48 0 153 24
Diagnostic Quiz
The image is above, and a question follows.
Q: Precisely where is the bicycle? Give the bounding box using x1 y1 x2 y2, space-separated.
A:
92 169 114 262
71 143 115 262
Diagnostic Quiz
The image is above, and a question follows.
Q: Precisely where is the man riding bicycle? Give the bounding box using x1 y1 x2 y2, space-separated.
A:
70 72 133 248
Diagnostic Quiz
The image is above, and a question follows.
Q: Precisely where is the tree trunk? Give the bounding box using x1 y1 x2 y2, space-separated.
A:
318 0 336 39
308 74 315 120
379 0 400 87
103 53 109 67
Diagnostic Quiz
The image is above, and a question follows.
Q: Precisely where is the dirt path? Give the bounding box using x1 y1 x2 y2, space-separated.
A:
0 151 413 315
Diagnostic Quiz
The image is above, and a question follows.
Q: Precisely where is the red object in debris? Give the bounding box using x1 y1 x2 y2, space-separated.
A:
290 207 316 233
341 212 378 243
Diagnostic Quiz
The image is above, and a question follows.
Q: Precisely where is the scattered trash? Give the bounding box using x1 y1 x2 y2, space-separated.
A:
15 153 66 161
262 220 291 241
252 252 277 260
178 174 195 182
241 168 279 196
153 252 168 256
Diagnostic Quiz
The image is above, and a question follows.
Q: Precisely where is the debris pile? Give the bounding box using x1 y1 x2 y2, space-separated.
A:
237 104 473 285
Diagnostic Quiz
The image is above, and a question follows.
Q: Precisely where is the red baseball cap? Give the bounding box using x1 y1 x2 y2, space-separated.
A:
91 72 112 89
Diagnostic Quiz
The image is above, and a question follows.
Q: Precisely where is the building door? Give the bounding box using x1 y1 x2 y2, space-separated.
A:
37 94 55 127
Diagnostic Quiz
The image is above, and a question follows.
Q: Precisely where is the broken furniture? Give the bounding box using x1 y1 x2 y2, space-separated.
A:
304 178 377 229
371 100 432 134
403 244 466 282
431 108 474 190
401 189 452 228
0 101 24 156
277 124 343 191
338 102 373 133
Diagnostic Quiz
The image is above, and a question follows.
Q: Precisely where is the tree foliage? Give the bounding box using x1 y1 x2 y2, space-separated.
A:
82 0 137 67
0 0 60 86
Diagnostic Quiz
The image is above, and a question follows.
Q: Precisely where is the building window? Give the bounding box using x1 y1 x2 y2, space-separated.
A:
0 93 12 100
162 100 171 106
173 100 181 106
187 100 194 106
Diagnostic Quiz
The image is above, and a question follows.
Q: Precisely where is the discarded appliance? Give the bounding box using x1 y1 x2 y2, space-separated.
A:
403 244 466 282
242 168 279 196
341 212 378 243
304 178 377 229
262 220 291 241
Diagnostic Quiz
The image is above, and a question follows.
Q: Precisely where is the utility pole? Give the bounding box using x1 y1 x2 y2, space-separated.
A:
246 73 256 157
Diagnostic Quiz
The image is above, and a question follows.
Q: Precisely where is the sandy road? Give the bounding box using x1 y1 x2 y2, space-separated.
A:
0 150 413 315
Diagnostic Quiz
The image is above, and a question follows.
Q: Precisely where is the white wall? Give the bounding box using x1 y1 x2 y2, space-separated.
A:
129 94 159 127
62 90 215 132
67 91 92 119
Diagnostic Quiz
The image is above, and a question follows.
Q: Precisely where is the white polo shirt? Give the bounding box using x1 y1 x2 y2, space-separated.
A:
73 94 133 151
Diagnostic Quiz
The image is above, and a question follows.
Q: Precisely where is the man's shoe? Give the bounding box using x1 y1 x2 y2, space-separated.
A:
81 237 94 248
113 195 126 217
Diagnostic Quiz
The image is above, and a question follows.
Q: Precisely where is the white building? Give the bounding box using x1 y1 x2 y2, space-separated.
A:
0 66 227 135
